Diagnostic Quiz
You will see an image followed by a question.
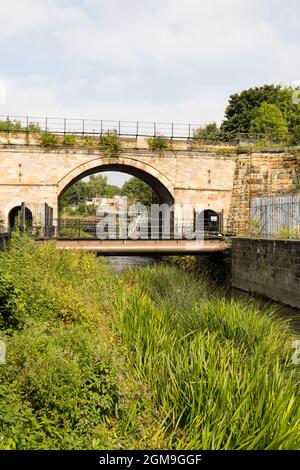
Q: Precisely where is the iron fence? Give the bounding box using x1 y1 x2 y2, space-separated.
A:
250 195 300 238
0 115 208 140
0 114 294 144
56 218 224 240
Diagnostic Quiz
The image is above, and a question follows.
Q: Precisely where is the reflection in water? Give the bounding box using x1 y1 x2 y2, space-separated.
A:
103 256 300 334
105 255 158 274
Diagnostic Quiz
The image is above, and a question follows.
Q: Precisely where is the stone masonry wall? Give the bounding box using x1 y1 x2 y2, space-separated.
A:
228 152 300 234
232 237 300 309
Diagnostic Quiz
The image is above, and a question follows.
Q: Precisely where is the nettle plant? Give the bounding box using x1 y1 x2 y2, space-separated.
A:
100 131 121 155
147 135 168 151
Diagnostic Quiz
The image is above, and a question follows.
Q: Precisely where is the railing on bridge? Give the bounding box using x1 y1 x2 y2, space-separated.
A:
0 115 207 140
0 114 292 144
55 217 224 240
6 219 224 241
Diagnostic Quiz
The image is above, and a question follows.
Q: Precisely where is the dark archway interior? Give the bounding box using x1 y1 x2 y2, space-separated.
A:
8 206 33 230
58 164 174 206
195 209 220 232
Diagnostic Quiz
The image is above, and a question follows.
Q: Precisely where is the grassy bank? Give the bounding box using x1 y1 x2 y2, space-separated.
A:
0 235 299 449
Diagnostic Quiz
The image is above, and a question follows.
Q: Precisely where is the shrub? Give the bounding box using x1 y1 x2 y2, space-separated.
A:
83 136 94 147
100 131 121 155
62 134 77 146
193 122 220 141
26 123 41 133
41 132 58 147
0 119 22 132
147 135 168 151
0 270 27 331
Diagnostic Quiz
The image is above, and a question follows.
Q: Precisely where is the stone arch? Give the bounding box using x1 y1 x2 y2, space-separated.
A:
57 155 175 205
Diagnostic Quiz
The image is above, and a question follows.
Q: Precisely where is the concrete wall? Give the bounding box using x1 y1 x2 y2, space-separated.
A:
232 237 300 309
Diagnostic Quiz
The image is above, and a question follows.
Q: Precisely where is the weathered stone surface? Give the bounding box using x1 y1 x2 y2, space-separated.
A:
232 237 300 309
0 137 299 231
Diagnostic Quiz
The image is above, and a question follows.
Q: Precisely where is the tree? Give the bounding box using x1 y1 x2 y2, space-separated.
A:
121 177 153 206
59 174 122 209
221 84 300 139
193 122 220 141
249 103 290 141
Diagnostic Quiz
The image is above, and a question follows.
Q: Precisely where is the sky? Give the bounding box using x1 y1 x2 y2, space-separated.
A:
0 0 299 185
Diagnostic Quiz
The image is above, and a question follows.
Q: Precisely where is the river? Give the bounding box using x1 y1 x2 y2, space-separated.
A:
105 255 300 334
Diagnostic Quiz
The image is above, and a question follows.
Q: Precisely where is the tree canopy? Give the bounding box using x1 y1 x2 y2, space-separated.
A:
249 103 289 140
59 174 122 208
220 84 300 141
193 122 220 141
121 177 153 206
59 174 153 212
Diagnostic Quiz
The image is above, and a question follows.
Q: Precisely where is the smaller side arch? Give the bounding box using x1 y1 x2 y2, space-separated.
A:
195 209 222 233
8 206 33 231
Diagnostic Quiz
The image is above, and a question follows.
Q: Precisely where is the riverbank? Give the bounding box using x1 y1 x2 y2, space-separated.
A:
0 235 299 449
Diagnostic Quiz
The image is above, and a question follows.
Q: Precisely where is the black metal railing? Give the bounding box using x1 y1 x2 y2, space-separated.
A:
0 114 294 144
56 218 224 240
0 115 208 140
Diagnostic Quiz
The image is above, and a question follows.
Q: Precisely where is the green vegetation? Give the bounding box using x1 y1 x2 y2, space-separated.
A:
0 236 299 449
62 134 77 146
147 135 168 151
0 119 40 133
278 226 300 240
100 131 121 155
249 103 290 142
59 174 122 211
121 177 153 206
83 136 95 147
193 122 220 141
59 174 153 215
221 84 300 143
41 132 58 147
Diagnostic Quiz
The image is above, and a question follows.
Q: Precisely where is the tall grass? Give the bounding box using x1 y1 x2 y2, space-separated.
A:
115 265 300 449
0 236 299 449
0 234 159 449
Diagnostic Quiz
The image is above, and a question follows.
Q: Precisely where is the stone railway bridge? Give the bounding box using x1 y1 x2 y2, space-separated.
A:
0 131 299 240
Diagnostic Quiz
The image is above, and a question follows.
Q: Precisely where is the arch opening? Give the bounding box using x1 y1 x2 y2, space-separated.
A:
195 209 223 234
58 163 174 206
57 163 175 239
8 206 33 231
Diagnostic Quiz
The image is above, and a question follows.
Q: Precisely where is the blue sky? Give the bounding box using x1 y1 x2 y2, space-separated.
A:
0 0 299 185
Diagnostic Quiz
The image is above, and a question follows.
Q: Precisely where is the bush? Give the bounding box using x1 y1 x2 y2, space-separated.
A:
83 136 94 147
0 234 123 449
100 131 121 155
193 122 220 142
26 122 41 133
62 134 77 146
0 270 26 331
0 119 22 132
41 132 58 147
147 135 168 151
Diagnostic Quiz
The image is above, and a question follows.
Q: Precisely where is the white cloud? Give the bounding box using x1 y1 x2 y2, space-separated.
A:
0 0 299 123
